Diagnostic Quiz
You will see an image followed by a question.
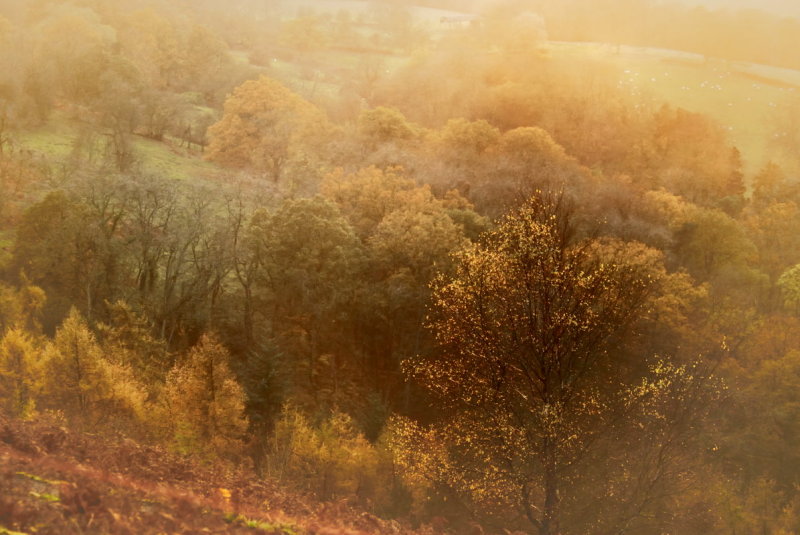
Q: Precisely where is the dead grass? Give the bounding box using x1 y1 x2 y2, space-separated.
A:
0 412 433 535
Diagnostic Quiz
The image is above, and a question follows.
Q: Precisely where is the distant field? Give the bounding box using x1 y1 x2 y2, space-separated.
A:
678 0 800 19
549 41 799 173
15 118 75 160
284 0 464 24
13 2 799 182
133 136 219 181
14 117 219 182
272 0 800 176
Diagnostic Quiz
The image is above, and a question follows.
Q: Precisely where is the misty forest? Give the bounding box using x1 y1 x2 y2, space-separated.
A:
1 0 800 533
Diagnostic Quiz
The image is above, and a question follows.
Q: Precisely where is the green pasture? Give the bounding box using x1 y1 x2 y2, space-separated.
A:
14 119 74 160
283 0 462 24
14 117 217 181
132 135 218 181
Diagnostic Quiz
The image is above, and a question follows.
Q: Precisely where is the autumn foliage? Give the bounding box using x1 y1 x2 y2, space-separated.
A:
1 0 800 533
206 76 329 182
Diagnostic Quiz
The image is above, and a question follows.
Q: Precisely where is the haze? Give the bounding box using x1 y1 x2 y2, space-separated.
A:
0 1 799 534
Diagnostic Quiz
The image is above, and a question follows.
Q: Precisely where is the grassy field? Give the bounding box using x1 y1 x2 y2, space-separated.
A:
14 118 75 161
132 135 219 181
285 0 464 24
14 117 219 182
549 41 799 173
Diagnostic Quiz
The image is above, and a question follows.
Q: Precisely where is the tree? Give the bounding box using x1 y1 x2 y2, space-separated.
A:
0 153 47 226
44 307 146 431
431 118 501 191
117 8 182 90
0 328 41 418
137 89 188 142
119 174 231 347
32 4 116 103
366 200 470 401
94 58 143 172
164 333 248 458
12 191 112 329
266 406 386 504
751 162 797 207
0 280 46 334
778 264 800 313
395 196 715 534
719 346 800 532
358 106 419 147
250 197 364 413
479 127 588 217
279 15 328 53
320 166 482 402
96 300 168 388
479 3 548 57
182 24 232 95
321 166 431 239
649 105 744 205
673 208 758 284
437 118 500 161
205 75 329 182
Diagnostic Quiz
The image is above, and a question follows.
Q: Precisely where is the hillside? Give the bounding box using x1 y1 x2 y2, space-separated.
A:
0 412 424 535
4 1 800 533
13 115 221 182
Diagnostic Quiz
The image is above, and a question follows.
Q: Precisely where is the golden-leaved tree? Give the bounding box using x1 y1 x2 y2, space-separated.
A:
44 308 147 432
0 280 46 334
165 333 248 458
393 196 717 535
266 405 389 504
0 328 42 418
206 75 330 182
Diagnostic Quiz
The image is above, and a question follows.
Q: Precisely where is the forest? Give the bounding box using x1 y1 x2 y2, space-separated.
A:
1 0 800 533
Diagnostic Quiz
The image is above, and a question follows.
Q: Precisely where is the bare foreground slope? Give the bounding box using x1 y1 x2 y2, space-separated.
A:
0 412 426 535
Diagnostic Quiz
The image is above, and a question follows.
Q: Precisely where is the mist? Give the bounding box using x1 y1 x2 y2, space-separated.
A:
0 1 798 534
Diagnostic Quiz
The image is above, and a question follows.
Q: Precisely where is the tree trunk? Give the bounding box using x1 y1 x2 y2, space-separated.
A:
541 438 560 535
243 284 254 347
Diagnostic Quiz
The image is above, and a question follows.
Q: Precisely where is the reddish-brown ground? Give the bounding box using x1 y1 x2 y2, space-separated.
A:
0 413 429 535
